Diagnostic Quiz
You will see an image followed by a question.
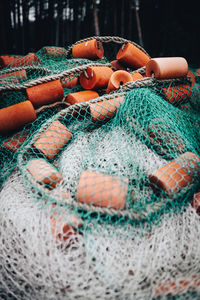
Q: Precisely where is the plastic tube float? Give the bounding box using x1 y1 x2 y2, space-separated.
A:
11 53 41 67
154 276 200 297
89 95 125 122
79 66 114 90
41 46 67 57
26 158 62 188
0 70 27 80
191 191 200 215
76 170 129 209
51 203 83 244
110 60 127 71
2 131 29 152
65 90 99 105
26 79 64 106
146 57 188 79
149 152 200 196
61 77 79 89
116 42 150 69
162 84 192 105
0 55 20 69
34 120 72 160
72 39 104 60
131 72 144 81
0 101 37 135
106 70 133 93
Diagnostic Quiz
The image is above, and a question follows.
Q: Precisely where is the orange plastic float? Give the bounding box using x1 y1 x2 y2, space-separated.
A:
149 152 200 196
41 46 67 57
154 276 200 297
34 120 72 160
2 131 29 152
79 66 114 90
116 42 150 69
11 53 41 67
0 70 27 80
162 84 192 105
110 60 127 71
76 170 129 209
187 70 195 87
191 191 200 215
147 118 186 156
65 90 99 105
26 158 62 188
131 72 144 81
0 101 37 135
89 95 125 122
61 77 78 89
72 39 104 60
26 79 64 106
51 211 82 244
146 57 188 79
106 70 133 93
0 55 20 69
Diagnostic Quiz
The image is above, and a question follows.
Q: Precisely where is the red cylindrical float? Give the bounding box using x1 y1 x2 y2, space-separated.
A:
0 101 37 135
34 120 72 160
76 170 129 209
146 57 188 79
72 39 104 60
116 42 150 69
149 152 200 196
79 66 114 90
106 70 133 93
26 80 64 106
65 90 99 105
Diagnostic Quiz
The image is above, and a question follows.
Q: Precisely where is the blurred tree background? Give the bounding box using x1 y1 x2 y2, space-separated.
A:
0 0 199 67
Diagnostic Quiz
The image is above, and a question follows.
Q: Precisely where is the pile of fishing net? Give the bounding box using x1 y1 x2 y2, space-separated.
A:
0 36 200 299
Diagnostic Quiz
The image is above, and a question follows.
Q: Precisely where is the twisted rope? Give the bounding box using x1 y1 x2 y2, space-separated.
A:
65 35 151 58
0 62 112 92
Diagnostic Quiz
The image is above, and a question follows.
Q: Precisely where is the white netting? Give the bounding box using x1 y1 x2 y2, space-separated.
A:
1 153 200 299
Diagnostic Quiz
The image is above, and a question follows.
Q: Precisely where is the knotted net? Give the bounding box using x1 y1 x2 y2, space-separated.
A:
0 36 200 299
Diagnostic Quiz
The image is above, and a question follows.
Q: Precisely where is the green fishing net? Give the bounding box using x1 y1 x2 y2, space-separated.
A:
0 36 200 299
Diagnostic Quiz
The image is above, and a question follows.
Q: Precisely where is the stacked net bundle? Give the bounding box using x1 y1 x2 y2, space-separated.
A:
0 36 200 299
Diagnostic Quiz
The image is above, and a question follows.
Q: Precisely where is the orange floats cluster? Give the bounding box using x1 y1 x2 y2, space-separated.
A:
149 152 200 196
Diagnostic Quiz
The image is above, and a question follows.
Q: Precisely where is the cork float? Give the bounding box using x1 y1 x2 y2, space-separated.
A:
149 152 200 196
26 79 64 106
116 42 150 69
76 170 129 209
79 66 114 90
34 120 72 160
72 39 104 60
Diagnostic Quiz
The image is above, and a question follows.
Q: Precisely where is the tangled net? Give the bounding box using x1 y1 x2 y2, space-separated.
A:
0 36 200 299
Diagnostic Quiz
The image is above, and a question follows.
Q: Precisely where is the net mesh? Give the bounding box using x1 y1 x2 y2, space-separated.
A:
0 36 200 299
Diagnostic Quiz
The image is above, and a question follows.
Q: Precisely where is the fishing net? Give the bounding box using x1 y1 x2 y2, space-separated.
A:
0 36 200 299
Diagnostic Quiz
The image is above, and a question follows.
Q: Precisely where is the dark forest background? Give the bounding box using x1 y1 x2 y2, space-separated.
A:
0 0 199 67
